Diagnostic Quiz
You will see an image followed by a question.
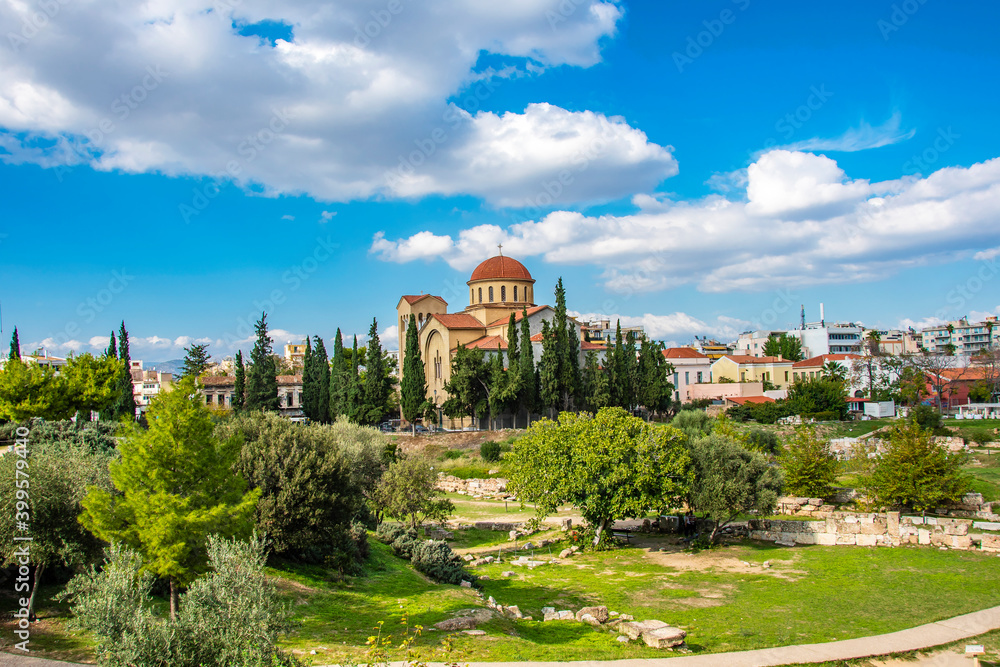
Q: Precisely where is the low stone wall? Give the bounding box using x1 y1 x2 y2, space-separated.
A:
775 492 996 521
749 512 1000 551
436 474 512 499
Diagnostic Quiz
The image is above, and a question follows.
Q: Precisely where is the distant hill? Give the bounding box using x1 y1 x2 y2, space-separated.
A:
144 359 184 375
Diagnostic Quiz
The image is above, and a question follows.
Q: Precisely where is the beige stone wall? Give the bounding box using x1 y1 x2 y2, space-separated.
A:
748 512 998 551
436 474 512 499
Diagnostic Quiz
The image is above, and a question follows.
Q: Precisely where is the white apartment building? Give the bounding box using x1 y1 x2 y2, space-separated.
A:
920 317 999 355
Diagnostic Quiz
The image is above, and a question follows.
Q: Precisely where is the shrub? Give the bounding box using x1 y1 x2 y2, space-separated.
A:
746 429 781 455
410 540 469 585
480 440 502 462
671 409 713 440
391 531 420 559
60 536 301 667
442 449 464 460
808 411 838 422
962 427 996 445
376 522 407 544
323 523 370 577
909 405 941 431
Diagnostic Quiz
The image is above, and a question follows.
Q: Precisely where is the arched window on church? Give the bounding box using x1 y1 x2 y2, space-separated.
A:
470 288 473 303
488 286 494 302
514 286 518 302
501 285 506 302
478 287 482 303
418 313 423 325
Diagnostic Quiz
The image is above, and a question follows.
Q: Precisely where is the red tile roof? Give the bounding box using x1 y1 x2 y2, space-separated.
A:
485 304 549 328
201 375 235 386
461 335 508 351
399 294 447 307
581 340 606 351
727 396 776 405
470 255 534 282
529 332 545 342
721 355 791 365
663 347 709 360
793 354 862 369
429 313 487 330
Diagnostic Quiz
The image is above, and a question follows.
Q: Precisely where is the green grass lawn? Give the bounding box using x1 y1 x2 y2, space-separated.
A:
826 419 893 438
8 537 1000 665
966 466 1000 502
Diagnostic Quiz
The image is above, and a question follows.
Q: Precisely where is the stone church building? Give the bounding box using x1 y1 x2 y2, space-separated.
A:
395 253 602 426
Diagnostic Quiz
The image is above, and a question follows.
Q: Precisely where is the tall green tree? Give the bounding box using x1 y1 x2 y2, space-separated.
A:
8 326 20 363
110 321 137 421
361 319 391 425
300 337 318 420
374 456 454 530
517 308 537 427
62 353 120 420
313 336 331 423
330 329 348 419
688 433 784 543
606 320 627 408
788 376 847 419
80 377 259 619
0 361 72 421
507 408 693 546
106 331 117 359
245 313 279 412
180 342 211 379
0 434 113 619
442 345 489 426
857 422 969 513
346 335 363 422
233 350 246 412
552 278 579 410
636 339 673 418
581 350 610 412
506 313 519 367
537 320 560 417
783 426 839 497
401 315 428 433
762 333 804 362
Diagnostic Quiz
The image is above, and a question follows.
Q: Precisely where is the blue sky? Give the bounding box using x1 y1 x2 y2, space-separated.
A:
2 0 999 360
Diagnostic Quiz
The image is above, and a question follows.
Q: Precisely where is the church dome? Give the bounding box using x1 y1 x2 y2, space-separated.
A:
469 255 534 283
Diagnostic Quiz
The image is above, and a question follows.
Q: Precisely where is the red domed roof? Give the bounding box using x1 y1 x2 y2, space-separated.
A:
469 255 534 282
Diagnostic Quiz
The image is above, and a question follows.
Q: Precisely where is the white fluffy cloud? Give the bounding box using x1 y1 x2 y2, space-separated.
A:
0 1 677 206
569 310 743 344
372 150 1000 293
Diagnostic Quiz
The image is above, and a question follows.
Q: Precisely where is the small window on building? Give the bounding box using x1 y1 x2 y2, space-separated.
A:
673 372 679 386
478 287 482 303
206 394 213 404
514 286 518 302
697 371 703 383
501 285 506 302
489 286 494 302
685 371 690 385
784 371 789 381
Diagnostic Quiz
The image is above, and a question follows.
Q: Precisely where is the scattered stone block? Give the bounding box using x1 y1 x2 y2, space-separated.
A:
575 606 610 623
559 548 573 558
609 611 620 618
619 614 634 621
506 605 523 619
462 554 474 562
460 580 472 588
462 629 486 636
557 610 574 620
643 625 687 649
435 617 478 631
541 607 555 615
543 612 559 622
616 636 629 644
579 613 600 626
502 571 516 578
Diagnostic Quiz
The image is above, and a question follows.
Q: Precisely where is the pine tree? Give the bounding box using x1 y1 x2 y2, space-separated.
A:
106 331 118 359
517 308 537 427
233 350 246 412
313 336 331 423
8 327 20 363
300 337 317 420
245 313 279 412
180 343 211 379
110 321 137 421
401 314 428 434
362 319 390 425
329 329 347 419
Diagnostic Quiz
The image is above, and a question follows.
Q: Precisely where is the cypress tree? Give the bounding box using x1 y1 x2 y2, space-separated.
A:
636 339 670 419
8 327 20 363
581 350 610 412
623 329 639 410
300 337 316 420
313 336 331 423
111 321 137 421
537 320 559 417
106 331 118 359
517 307 537 427
506 313 518 365
401 314 427 434
245 312 279 411
346 335 362 422
329 329 347 419
362 319 390 426
233 350 246 412
607 320 626 408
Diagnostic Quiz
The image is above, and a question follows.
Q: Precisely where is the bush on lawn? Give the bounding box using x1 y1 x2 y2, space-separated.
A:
480 440 502 462
410 540 468 585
